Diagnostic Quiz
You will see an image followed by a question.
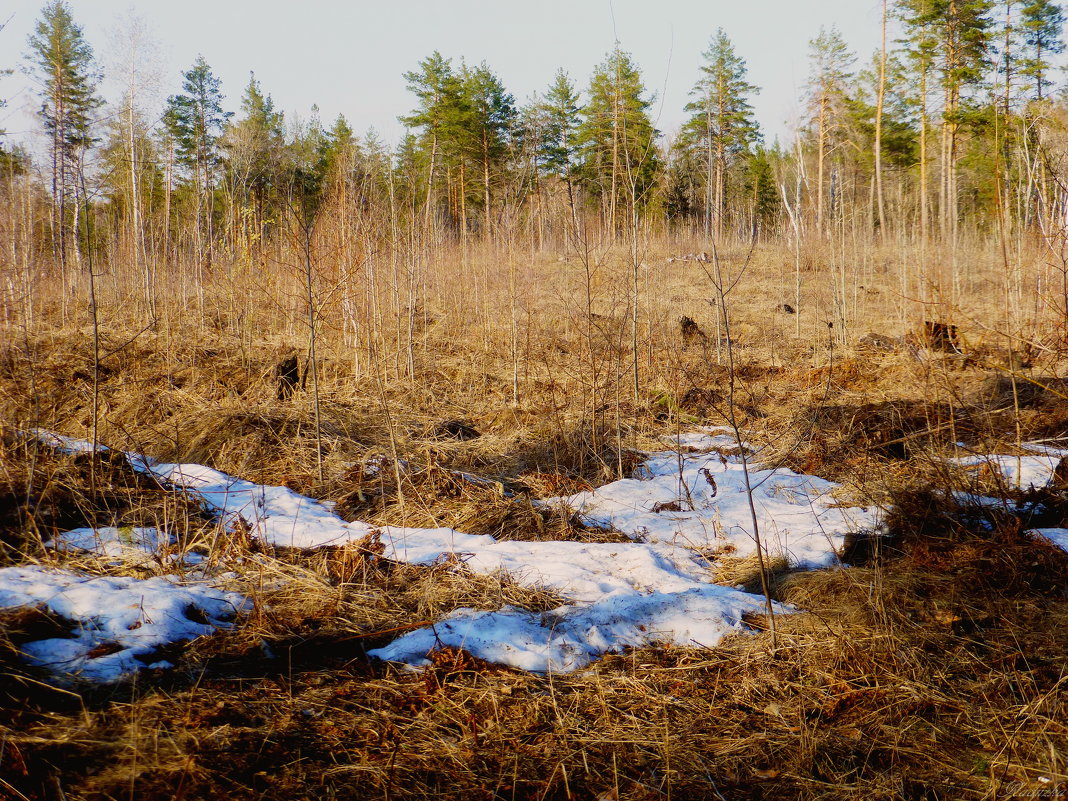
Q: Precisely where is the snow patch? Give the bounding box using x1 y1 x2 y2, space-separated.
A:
128 457 376 549
370 585 778 673
952 451 1066 491
379 528 716 602
29 429 106 455
47 526 170 563
1028 528 1068 553
45 526 207 567
545 429 879 568
27 427 859 675
0 566 247 682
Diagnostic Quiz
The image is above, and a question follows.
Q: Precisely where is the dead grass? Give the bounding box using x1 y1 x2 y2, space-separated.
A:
3 236 1068 799
5 537 1067 800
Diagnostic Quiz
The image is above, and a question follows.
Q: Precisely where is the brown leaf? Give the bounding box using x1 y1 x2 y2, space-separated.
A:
86 641 124 659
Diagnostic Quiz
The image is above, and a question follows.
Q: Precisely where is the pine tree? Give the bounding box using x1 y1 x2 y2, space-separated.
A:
400 51 464 233
1020 0 1065 99
27 0 101 273
805 26 856 231
514 74 580 248
98 113 164 267
224 73 285 249
849 51 920 229
997 1 1025 113
900 0 994 236
287 106 330 229
164 56 232 266
576 47 660 233
683 29 761 238
746 145 781 233
463 63 515 235
538 70 582 180
319 115 357 192
897 0 941 237
664 134 702 222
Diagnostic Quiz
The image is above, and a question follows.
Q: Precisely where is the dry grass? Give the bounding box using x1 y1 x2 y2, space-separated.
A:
3 235 1068 799
4 541 1066 800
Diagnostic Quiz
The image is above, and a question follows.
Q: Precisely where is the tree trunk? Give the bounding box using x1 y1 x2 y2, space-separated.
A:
817 96 827 232
482 130 492 238
920 66 929 241
875 0 888 233
705 101 714 239
424 131 438 236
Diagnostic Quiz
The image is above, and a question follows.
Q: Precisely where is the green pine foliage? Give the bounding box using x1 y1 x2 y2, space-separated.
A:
681 29 762 236
224 73 286 245
575 47 660 225
538 70 583 180
9 1 1068 263
27 1 101 156
164 56 232 181
1020 0 1066 98
26 0 102 269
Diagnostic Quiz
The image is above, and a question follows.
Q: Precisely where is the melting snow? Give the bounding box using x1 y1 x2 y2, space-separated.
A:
370 525 787 671
953 451 1066 491
47 526 171 563
128 457 376 549
544 428 879 568
45 526 207 567
380 528 717 602
0 566 247 682
26 425 875 676
30 428 107 455
370 586 778 673
369 428 871 671
1028 528 1068 553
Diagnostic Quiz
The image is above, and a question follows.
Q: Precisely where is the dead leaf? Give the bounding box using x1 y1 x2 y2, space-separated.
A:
86 641 124 659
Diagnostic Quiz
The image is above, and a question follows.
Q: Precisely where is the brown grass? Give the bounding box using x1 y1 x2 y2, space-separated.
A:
3 235 1068 799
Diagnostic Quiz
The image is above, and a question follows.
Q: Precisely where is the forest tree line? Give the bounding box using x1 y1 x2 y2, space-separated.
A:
3 0 1068 289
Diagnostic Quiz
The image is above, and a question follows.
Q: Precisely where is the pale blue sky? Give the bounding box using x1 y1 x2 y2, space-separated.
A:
3 0 893 152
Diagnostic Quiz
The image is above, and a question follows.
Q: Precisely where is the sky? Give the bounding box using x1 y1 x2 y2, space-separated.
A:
1 0 890 155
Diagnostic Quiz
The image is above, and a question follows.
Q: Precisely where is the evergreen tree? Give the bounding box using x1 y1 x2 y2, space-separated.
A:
683 29 761 238
1020 0 1065 99
164 56 231 265
394 130 426 210
98 114 163 244
805 26 856 230
538 70 582 180
287 106 330 229
463 63 515 234
664 135 702 222
745 145 781 233
26 0 101 272
897 0 941 236
400 51 465 231
576 47 660 231
357 127 395 213
899 0 994 235
847 51 920 228
224 72 285 247
319 115 357 191
996 1 1026 112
